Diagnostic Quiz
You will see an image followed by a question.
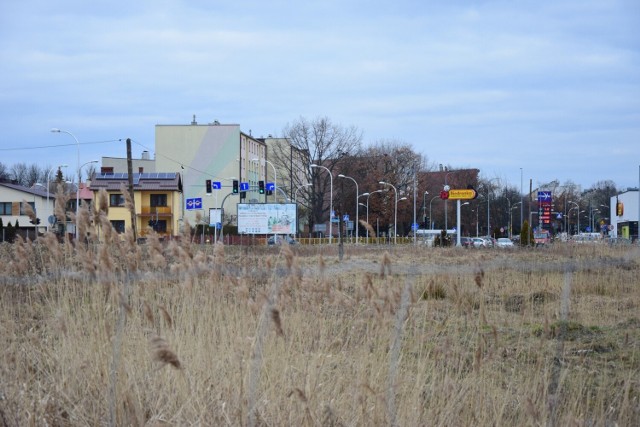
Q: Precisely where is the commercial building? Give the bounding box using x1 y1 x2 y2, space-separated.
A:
610 189 639 241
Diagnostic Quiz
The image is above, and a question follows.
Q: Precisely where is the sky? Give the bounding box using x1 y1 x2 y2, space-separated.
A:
1 0 639 192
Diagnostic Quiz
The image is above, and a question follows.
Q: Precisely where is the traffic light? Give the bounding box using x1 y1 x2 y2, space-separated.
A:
205 179 212 194
232 180 239 194
258 180 265 194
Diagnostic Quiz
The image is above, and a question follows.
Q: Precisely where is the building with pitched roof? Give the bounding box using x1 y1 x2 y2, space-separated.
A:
0 182 51 239
89 172 182 237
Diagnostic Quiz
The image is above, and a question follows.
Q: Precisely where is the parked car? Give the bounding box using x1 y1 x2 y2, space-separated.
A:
460 237 473 248
267 235 297 245
496 237 514 248
472 237 489 248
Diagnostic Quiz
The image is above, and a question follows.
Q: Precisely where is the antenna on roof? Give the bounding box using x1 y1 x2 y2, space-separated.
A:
191 114 197 125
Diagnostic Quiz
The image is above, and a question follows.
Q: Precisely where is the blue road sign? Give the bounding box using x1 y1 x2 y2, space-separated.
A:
343 214 349 221
240 182 249 191
216 222 222 230
412 222 419 231
186 197 203 210
212 181 221 190
266 182 275 191
537 191 552 202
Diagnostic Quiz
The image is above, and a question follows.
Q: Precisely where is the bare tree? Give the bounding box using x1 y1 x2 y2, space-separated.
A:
26 164 42 187
0 162 9 181
85 164 98 182
9 163 28 186
278 116 362 234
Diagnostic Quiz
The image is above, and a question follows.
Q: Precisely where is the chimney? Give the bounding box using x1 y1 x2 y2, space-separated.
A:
141 150 150 160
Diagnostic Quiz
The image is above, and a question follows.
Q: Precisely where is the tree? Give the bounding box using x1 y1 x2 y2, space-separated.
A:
280 116 363 234
5 222 15 243
520 220 534 246
0 162 9 182
10 163 28 186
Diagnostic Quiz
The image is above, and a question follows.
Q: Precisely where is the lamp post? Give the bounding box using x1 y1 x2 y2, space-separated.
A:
455 201 470 246
251 158 276 202
75 160 98 239
310 164 333 244
568 201 580 235
294 183 312 237
338 174 359 243
486 178 500 238
365 189 385 241
510 201 522 238
51 128 83 239
45 164 67 232
589 208 599 232
429 195 440 230
421 191 429 227
379 181 399 244
444 171 454 230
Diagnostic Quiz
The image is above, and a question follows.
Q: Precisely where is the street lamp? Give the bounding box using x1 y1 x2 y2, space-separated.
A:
421 191 429 228
379 181 399 244
365 189 385 240
75 160 98 239
486 178 500 238
568 201 580 235
251 158 277 202
510 201 522 238
45 164 68 232
456 201 470 246
338 174 359 243
429 195 440 230
310 164 333 244
51 128 84 239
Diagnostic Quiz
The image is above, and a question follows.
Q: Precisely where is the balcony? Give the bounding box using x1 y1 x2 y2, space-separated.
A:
140 206 172 216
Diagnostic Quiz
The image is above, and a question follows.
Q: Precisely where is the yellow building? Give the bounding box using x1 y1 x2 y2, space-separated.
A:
89 172 183 237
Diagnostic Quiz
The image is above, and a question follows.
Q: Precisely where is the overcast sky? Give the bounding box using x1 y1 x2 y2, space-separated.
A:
1 0 638 191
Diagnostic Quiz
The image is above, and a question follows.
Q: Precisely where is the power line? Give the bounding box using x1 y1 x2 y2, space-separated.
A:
0 139 123 152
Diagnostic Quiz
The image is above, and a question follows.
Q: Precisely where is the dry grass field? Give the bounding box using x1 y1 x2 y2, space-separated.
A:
1 231 638 426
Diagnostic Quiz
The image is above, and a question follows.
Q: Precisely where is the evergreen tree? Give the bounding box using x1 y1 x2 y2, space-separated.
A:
6 223 15 243
520 220 534 246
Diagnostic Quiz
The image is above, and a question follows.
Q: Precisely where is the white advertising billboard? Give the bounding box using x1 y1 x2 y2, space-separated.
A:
237 203 297 234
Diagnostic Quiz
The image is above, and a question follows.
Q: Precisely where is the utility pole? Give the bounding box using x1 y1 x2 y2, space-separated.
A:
126 138 137 242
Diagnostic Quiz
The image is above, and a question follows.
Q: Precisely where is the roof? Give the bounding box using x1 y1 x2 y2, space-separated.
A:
89 172 182 192
0 182 49 198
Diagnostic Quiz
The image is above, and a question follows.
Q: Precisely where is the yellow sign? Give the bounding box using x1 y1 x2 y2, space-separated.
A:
448 189 477 200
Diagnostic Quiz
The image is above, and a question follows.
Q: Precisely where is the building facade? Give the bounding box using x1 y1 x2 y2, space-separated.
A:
154 117 267 227
0 182 51 240
89 173 182 238
101 151 156 174
610 189 639 241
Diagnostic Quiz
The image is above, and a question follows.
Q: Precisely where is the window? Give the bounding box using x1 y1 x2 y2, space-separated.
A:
150 194 167 207
110 220 125 233
152 220 167 232
110 194 125 207
20 202 35 215
101 167 114 174
0 202 11 215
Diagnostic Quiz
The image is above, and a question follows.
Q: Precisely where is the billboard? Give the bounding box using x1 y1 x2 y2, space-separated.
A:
237 203 297 234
